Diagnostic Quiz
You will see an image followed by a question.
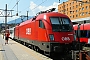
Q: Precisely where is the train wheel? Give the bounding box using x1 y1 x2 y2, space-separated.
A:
33 46 37 51
35 47 40 52
23 42 26 46
25 43 29 47
44 51 50 56
34 46 37 51
36 48 39 52
28 44 32 49
31 45 35 50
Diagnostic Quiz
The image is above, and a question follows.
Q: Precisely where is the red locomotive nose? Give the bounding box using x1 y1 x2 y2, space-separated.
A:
52 32 74 43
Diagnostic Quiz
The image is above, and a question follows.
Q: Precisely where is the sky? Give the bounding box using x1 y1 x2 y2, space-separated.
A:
0 0 67 23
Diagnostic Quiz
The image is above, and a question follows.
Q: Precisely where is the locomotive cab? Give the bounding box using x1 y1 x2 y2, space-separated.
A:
34 12 75 55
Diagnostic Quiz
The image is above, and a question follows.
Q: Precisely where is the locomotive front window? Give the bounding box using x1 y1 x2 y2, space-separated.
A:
62 18 70 24
50 17 73 32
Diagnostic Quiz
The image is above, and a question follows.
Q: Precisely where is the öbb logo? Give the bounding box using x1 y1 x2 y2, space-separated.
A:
61 37 70 41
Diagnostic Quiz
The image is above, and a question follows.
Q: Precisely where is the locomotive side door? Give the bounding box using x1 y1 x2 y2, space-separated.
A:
35 19 49 51
17 28 19 39
35 20 46 41
14 26 19 40
35 19 47 41
38 20 48 41
35 20 38 40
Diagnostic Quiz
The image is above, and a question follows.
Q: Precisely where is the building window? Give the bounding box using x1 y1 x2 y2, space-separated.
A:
70 11 72 14
82 12 84 16
76 10 78 12
73 15 74 18
62 6 63 8
76 14 78 17
79 8 81 11
80 13 82 16
63 5 65 8
76 5 78 8
70 3 71 6
86 1 88 3
72 1 74 4
70 16 72 18
86 6 88 9
86 12 88 14
60 7 61 9
70 11 73 14
81 3 84 5
82 7 84 10
70 7 71 10
79 3 82 6
73 6 74 9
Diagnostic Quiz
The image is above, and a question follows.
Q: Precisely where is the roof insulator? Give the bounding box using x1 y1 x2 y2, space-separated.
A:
36 8 56 15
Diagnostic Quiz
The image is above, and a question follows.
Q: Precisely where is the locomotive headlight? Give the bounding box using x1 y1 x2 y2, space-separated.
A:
49 34 54 41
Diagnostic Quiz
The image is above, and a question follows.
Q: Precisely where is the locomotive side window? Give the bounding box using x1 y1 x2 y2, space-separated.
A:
39 20 45 29
75 30 90 38
80 30 86 37
10 30 13 34
79 30 90 38
88 31 90 38
50 17 73 32
86 30 90 38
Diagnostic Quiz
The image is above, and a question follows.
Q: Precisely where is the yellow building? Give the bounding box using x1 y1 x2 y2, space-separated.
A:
58 0 90 23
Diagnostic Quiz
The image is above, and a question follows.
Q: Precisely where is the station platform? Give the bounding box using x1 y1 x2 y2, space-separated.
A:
0 34 52 60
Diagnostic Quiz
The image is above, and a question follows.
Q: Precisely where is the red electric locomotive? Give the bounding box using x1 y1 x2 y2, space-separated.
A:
14 8 76 56
73 23 90 44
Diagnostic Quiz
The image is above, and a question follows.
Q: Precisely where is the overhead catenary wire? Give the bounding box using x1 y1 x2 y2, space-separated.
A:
11 0 20 10
7 0 48 17
31 0 48 10
20 0 48 14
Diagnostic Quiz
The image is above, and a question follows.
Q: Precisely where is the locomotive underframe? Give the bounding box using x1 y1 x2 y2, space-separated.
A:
14 36 72 53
